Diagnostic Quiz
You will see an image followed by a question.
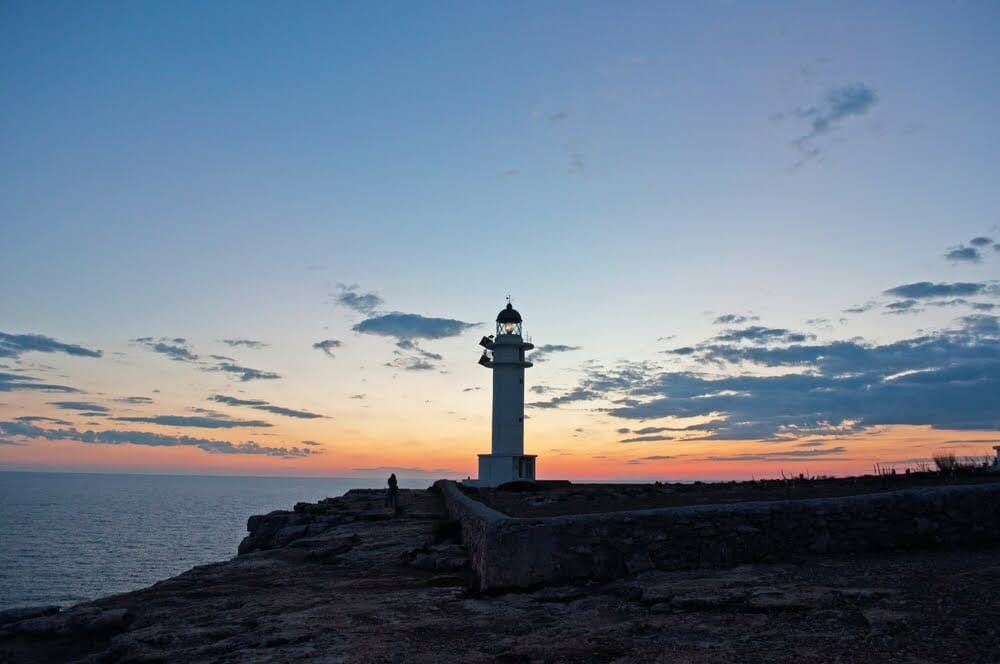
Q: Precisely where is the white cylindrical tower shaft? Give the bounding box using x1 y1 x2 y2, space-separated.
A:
491 337 529 455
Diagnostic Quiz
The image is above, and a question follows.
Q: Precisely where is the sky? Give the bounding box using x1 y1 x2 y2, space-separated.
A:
1 1 999 481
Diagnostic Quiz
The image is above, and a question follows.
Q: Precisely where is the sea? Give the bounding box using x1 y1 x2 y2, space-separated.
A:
0 471 428 611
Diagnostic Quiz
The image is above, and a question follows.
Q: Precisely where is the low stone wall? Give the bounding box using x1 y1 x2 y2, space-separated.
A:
438 481 1000 591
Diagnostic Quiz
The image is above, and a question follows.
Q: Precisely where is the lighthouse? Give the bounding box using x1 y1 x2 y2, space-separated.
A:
474 300 536 487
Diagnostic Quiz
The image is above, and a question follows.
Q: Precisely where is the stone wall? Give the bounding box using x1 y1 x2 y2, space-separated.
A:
438 481 1000 591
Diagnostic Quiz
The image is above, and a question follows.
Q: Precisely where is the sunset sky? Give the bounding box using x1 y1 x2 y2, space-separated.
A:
2 1 998 480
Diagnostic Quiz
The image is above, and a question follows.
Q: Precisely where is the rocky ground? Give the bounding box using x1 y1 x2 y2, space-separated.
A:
2 487 998 663
471 473 1000 518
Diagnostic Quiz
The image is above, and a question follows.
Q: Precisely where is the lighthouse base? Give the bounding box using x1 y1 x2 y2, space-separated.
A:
474 454 537 488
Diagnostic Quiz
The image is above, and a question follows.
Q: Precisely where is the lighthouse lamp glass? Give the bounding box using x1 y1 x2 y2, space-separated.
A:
503 322 516 334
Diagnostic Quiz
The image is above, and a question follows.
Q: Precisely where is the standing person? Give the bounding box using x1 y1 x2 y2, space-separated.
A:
386 473 399 513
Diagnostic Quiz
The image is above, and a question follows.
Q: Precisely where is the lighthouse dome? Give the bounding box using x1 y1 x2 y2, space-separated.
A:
496 303 522 324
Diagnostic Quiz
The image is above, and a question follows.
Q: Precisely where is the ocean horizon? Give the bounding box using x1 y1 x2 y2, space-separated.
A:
0 470 433 611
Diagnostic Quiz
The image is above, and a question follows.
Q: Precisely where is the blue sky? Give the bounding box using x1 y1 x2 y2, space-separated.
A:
1 2 998 478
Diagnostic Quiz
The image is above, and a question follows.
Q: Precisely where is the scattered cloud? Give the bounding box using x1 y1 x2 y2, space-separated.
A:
14 415 72 425
784 82 879 167
548 111 569 122
110 415 272 429
335 284 384 315
0 332 101 360
209 394 325 419
713 327 815 345
313 339 342 359
970 237 993 247
705 446 848 462
0 372 78 393
117 396 154 404
353 313 477 340
134 337 197 362
884 299 921 315
209 362 281 382
0 421 316 458
712 314 759 325
620 434 673 443
222 339 268 349
945 246 981 263
884 282 985 299
529 344 582 363
48 401 109 413
843 301 876 314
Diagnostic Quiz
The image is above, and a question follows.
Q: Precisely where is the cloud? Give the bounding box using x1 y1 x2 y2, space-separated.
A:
335 285 384 315
620 435 673 443
786 83 878 166
548 111 569 122
970 237 993 247
663 346 697 356
353 313 477 340
209 362 281 382
843 301 876 314
713 327 815 344
222 339 268 349
110 415 272 429
462 387 481 392
712 314 759 325
209 394 325 419
0 332 101 360
0 421 316 458
639 455 675 461
0 372 78 393
884 282 985 299
49 401 110 413
529 344 582 363
884 299 921 315
15 416 72 425
117 396 153 404
134 337 198 362
945 246 981 263
301 440 322 447
532 314 1000 440
705 446 848 462
313 339 342 359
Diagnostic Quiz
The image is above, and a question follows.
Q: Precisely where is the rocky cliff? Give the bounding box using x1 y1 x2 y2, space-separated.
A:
2 487 998 663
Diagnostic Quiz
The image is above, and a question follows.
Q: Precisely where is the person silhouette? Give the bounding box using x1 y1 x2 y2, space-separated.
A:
386 473 399 513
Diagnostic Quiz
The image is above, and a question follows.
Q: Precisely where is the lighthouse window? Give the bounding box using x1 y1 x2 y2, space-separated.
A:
518 416 523 423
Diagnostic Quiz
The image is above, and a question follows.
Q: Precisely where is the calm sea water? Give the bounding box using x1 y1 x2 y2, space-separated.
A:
0 471 427 611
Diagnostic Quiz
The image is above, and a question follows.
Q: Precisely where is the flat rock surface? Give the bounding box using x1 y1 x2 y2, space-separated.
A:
3 489 998 663
469 475 1000 518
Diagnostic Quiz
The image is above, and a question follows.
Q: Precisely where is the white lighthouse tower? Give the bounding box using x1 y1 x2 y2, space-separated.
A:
474 300 536 487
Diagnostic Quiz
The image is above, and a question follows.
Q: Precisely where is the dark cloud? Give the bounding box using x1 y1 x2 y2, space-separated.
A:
15 416 72 425
209 394 325 419
712 314 759 325
134 337 198 362
548 111 569 122
640 455 675 461
301 440 322 447
388 339 444 371
0 372 78 393
843 302 876 314
786 83 878 166
663 347 697 356
111 415 272 429
209 362 281 382
532 315 1000 440
117 396 153 404
0 332 101 360
49 401 110 413
945 246 981 263
970 237 993 247
529 344 582 363
462 387 481 392
884 282 985 299
705 447 848 462
713 327 815 344
972 303 997 311
620 435 673 443
222 339 268 349
335 285 384 315
313 339 342 359
884 299 921 315
353 313 477 340
0 421 315 458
